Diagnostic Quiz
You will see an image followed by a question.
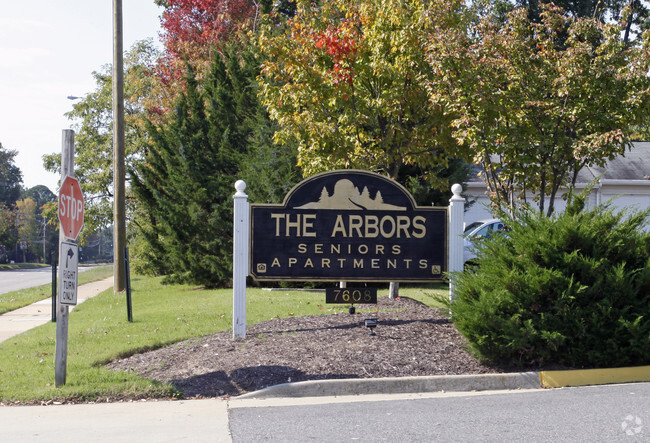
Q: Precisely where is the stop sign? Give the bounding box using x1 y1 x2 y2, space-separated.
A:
58 176 85 240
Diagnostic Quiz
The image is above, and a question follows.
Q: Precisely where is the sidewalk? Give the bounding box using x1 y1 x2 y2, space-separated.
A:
0 398 232 443
0 276 114 343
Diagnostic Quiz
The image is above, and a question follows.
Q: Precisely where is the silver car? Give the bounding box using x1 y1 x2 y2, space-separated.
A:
463 218 506 264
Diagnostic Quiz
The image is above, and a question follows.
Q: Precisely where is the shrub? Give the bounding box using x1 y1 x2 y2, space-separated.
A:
449 194 650 368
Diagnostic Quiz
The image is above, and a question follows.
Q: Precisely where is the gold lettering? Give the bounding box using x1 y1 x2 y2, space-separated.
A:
387 259 397 269
271 213 284 236
288 258 297 267
304 258 314 268
349 215 363 237
298 243 307 253
353 258 364 268
419 259 428 269
271 258 281 267
396 216 411 238
380 216 396 237
322 258 331 268
358 244 368 254
371 259 380 269
285 214 300 236
365 215 379 238
331 215 347 237
326 214 428 239
412 216 426 238
314 243 323 254
331 244 340 254
392 245 401 255
337 258 347 267
375 244 384 254
271 213 318 237
302 214 317 237
403 259 412 268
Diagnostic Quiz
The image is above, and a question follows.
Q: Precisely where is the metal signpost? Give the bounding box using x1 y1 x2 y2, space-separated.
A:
55 130 84 387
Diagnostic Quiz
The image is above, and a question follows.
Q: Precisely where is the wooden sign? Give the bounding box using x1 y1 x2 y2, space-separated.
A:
250 170 447 282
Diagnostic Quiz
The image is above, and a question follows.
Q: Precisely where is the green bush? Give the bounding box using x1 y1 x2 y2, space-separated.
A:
449 195 650 369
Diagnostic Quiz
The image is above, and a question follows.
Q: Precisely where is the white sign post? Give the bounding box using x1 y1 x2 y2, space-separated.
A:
232 180 249 339
58 241 79 306
448 183 465 305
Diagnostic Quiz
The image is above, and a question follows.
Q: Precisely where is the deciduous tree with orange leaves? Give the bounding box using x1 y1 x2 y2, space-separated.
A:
258 0 459 190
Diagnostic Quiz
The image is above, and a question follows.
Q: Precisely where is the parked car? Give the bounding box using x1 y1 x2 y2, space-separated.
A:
463 218 506 264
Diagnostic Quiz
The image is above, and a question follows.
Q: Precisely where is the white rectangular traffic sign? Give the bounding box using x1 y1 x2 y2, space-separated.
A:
59 241 79 306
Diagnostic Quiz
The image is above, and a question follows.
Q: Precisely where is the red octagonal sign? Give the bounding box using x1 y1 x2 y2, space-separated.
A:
58 176 85 240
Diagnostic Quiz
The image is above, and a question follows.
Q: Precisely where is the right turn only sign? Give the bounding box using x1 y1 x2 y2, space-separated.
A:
59 241 79 306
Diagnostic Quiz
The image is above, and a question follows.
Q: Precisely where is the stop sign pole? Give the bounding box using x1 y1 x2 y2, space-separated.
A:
55 129 84 387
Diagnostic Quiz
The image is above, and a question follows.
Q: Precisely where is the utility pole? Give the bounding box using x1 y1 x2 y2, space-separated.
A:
113 0 126 292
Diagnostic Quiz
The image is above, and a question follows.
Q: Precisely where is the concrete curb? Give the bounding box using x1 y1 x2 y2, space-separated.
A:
239 365 650 399
238 372 542 399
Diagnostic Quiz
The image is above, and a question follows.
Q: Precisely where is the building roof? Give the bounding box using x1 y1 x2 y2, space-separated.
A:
468 142 650 185
581 142 650 182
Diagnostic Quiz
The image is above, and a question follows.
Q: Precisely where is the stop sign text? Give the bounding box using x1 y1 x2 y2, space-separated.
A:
58 176 85 240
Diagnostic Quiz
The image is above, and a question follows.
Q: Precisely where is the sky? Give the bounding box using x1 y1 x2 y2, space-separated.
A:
0 1 164 194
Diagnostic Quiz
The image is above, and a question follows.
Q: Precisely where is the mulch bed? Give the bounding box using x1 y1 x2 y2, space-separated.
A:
108 296 501 398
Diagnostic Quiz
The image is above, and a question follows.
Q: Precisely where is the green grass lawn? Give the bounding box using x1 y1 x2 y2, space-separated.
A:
0 265 113 315
0 276 448 404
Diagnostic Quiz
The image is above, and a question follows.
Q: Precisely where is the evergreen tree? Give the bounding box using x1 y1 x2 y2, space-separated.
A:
132 64 238 287
234 42 301 204
318 187 329 202
132 42 299 287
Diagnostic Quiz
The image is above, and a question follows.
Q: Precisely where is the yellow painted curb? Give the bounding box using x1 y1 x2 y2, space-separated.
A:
539 365 650 388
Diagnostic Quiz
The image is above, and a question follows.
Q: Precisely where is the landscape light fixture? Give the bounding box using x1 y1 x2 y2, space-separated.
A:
365 317 377 336
349 305 356 315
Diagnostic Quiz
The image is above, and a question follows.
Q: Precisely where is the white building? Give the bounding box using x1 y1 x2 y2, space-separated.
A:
463 142 650 225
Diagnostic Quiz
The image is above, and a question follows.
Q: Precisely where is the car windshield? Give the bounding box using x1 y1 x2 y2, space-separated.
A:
463 222 483 234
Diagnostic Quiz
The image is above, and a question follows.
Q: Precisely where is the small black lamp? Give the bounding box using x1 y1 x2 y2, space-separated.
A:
364 317 377 336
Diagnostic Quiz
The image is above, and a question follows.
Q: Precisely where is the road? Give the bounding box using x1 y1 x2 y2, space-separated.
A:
0 267 91 295
229 383 650 442
0 268 56 294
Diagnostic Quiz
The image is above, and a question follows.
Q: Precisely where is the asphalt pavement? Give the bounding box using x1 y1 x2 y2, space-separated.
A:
0 266 93 295
0 267 56 294
229 382 650 442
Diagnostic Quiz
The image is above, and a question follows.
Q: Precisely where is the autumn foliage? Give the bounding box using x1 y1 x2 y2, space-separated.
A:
151 0 262 114
259 0 456 182
160 0 256 59
313 25 358 85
